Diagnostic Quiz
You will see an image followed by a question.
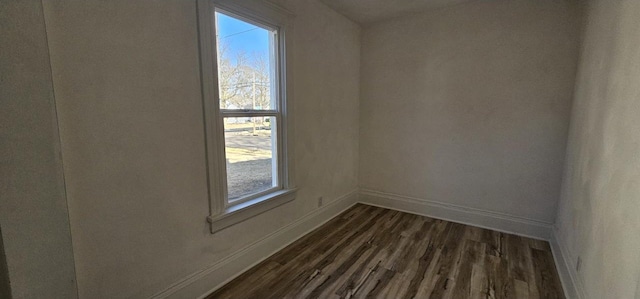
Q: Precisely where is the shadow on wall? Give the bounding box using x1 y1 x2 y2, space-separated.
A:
0 227 12 299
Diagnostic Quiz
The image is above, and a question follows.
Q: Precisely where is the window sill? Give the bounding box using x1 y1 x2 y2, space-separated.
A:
207 188 297 233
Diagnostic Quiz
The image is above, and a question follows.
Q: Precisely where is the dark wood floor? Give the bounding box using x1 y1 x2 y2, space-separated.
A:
208 204 565 299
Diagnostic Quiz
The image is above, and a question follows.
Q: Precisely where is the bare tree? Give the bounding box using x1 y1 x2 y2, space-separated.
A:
218 41 251 109
250 53 271 110
218 40 272 111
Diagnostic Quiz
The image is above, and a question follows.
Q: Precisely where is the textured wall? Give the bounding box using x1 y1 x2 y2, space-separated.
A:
320 0 474 24
0 1 78 298
42 0 359 297
554 0 640 298
359 0 581 223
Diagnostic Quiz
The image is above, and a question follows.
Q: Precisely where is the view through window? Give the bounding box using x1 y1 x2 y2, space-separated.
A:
216 11 280 202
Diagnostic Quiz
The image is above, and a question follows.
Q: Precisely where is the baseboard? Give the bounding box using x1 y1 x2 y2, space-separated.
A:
150 190 359 299
550 227 585 299
358 189 552 240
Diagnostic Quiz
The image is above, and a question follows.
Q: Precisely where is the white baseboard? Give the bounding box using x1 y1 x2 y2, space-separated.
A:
550 227 585 299
150 190 359 299
358 189 552 240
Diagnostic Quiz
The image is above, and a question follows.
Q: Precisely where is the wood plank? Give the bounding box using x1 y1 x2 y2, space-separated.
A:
514 279 530 299
451 240 484 298
531 248 566 299
299 211 408 298
506 234 528 282
428 222 467 298
207 205 565 299
266 209 396 298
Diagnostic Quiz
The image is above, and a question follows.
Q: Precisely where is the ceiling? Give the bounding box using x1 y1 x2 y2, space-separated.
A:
320 0 477 24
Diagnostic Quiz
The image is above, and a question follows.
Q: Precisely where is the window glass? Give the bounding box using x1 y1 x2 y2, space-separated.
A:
215 11 276 111
223 116 278 201
216 11 280 203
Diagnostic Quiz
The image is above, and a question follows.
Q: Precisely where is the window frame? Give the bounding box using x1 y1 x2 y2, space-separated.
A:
197 0 296 233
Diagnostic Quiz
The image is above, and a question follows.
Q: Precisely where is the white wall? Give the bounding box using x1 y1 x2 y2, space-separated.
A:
0 1 78 298
41 0 360 298
359 0 581 224
554 0 640 298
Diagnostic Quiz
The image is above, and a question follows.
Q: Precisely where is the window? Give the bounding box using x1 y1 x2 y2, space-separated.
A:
198 0 295 233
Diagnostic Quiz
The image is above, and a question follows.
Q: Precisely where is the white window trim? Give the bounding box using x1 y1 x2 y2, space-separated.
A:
197 0 296 233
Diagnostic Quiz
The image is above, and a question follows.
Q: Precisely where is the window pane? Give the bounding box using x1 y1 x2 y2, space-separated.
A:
215 11 277 110
224 116 278 201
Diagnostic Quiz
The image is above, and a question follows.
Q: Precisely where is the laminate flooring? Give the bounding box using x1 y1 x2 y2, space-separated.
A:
208 204 565 299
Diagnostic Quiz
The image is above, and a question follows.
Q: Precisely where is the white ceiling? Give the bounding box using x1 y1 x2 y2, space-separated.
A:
320 0 477 24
